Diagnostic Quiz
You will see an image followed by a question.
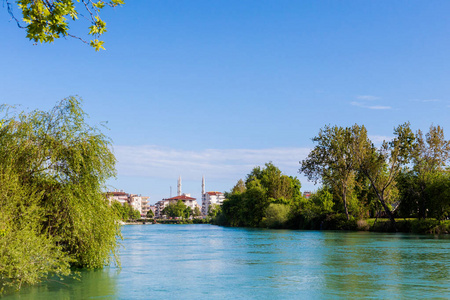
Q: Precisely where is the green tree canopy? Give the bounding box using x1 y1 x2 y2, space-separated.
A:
146 209 155 218
300 124 366 219
221 163 302 227
4 0 124 50
162 200 191 219
355 122 415 227
0 96 120 291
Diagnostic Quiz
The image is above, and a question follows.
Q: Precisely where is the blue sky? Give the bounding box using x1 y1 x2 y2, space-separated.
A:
1 1 450 204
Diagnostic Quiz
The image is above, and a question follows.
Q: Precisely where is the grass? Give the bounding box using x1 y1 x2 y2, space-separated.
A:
365 218 450 234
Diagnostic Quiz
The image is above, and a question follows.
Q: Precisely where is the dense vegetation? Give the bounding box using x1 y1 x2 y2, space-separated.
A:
213 124 450 233
0 97 121 292
162 200 201 219
112 201 141 221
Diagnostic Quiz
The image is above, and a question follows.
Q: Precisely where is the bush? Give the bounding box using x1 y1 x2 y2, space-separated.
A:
260 204 290 229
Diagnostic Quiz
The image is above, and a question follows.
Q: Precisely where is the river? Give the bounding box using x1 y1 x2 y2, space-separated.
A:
5 224 450 299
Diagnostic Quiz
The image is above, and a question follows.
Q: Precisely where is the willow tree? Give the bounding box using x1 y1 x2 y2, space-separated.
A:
4 0 124 50
0 96 120 291
300 124 366 220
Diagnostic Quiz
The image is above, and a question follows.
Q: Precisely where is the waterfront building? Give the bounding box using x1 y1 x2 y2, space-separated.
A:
129 194 150 217
155 194 198 219
201 176 226 216
155 176 200 218
107 190 150 217
107 190 129 205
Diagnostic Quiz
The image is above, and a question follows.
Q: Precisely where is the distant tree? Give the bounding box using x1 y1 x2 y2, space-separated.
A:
208 204 220 217
193 206 201 217
221 163 302 227
310 187 334 214
126 204 141 220
355 123 415 227
231 179 246 195
300 125 365 219
412 125 450 218
247 162 301 204
146 209 154 218
4 0 124 50
162 200 188 219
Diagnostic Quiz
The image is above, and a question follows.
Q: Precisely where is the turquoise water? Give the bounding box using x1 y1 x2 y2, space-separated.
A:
5 224 450 299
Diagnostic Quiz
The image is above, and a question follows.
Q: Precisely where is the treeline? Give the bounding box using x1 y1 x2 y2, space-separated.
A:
111 201 141 221
161 200 202 219
0 97 120 293
213 123 450 232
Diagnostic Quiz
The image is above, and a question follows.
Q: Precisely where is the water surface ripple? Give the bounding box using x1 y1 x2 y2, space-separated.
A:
6 224 450 299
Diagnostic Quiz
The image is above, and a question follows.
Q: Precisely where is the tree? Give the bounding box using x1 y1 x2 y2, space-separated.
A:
207 204 220 218
4 0 124 50
355 122 415 227
247 162 301 204
193 206 201 217
0 96 120 291
411 125 450 218
146 209 154 218
162 200 188 219
300 125 364 220
231 179 246 195
221 163 302 227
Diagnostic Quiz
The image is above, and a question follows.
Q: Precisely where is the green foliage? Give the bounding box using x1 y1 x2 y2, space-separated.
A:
146 209 154 218
193 206 201 217
5 0 124 50
0 97 120 291
231 179 246 195
221 163 302 228
260 203 291 229
311 187 334 214
217 123 449 234
301 125 367 219
398 125 450 219
207 204 221 218
162 200 191 219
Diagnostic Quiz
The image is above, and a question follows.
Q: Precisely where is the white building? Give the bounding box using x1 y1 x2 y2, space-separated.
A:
107 190 129 205
201 176 226 216
201 191 226 216
129 194 150 217
155 177 200 218
107 190 150 217
155 194 199 219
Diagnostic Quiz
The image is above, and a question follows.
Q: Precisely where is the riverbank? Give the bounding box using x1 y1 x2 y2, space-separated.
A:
122 218 209 225
124 217 450 234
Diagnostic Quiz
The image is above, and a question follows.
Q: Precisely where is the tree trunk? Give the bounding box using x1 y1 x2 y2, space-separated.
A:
343 190 349 220
365 174 397 231
377 193 397 231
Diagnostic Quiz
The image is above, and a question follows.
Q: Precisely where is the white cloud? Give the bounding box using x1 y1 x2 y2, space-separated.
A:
350 101 363 107
367 105 392 110
411 98 441 103
357 95 380 101
113 145 311 181
351 102 391 110
351 95 391 110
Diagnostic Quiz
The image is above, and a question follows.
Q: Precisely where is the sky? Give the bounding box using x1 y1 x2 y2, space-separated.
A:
1 1 450 204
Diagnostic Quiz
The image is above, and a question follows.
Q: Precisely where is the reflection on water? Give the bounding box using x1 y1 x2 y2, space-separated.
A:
5 225 450 299
2 269 119 300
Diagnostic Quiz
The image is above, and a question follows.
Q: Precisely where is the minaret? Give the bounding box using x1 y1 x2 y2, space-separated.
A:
202 175 205 195
177 176 182 196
